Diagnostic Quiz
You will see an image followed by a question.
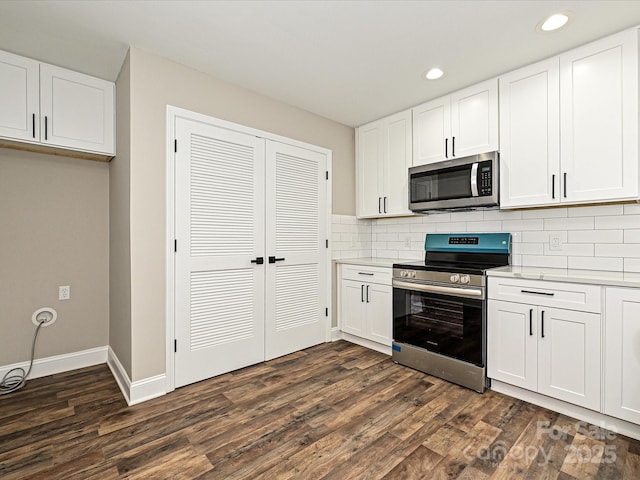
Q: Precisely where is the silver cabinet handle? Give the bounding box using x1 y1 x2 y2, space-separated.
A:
392 279 483 299
470 163 479 197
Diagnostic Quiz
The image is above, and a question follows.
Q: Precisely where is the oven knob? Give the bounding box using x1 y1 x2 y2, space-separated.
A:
460 275 470 284
450 274 460 283
409 271 416 278
401 270 407 277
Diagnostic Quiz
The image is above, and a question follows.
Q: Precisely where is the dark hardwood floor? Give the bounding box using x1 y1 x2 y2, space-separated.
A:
1 340 639 479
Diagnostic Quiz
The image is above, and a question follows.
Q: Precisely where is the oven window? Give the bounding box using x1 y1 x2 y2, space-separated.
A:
410 164 472 203
393 287 483 366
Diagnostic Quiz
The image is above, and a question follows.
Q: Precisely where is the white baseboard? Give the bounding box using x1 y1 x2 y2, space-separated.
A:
340 332 392 356
107 347 166 406
0 346 108 382
330 327 341 341
491 379 640 441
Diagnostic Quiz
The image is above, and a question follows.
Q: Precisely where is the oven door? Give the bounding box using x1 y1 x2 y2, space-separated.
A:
393 280 485 367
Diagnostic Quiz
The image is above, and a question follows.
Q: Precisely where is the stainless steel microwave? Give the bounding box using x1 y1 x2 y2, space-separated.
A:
408 151 499 212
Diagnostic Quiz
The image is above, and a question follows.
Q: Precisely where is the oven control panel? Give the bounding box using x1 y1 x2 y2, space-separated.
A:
399 270 416 278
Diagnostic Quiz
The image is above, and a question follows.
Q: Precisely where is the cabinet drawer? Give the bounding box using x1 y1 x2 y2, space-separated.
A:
488 277 601 313
341 264 391 285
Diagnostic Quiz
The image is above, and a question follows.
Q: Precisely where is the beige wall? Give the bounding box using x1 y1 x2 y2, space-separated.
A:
110 52 132 377
127 47 355 380
0 148 109 365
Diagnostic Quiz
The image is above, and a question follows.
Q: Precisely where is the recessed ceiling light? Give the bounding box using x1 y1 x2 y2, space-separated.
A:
424 68 444 80
537 12 571 33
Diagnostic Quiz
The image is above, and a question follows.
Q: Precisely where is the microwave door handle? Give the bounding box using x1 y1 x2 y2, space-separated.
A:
470 162 479 197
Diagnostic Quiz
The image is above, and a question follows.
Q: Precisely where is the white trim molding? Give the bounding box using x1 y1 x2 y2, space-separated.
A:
330 327 342 342
0 346 107 382
107 347 167 406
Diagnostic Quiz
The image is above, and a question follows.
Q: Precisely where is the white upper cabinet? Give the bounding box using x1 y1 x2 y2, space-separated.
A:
500 28 638 208
0 50 39 142
412 78 498 166
0 49 115 158
499 58 560 208
357 110 412 218
560 28 638 203
40 64 115 156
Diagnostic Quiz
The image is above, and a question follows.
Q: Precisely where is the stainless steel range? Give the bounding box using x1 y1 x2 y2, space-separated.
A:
392 233 511 393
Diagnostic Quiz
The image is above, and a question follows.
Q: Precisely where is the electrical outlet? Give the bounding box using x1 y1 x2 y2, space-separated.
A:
59 285 70 301
549 233 563 251
404 236 412 248
350 235 355 248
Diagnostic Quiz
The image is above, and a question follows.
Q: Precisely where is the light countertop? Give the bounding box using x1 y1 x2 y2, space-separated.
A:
334 257 412 268
487 265 640 289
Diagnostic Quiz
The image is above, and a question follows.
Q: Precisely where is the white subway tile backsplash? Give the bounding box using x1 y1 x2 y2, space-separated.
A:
625 258 640 272
544 217 594 230
333 203 639 274
436 222 467 233
568 204 624 217
483 209 522 221
521 231 567 244
595 244 640 258
522 255 568 268
522 208 567 219
624 204 640 215
595 215 640 230
450 211 485 222
502 219 544 231
512 243 544 255
568 257 623 271
625 230 640 243
464 220 503 232
422 212 451 223
567 230 623 244
544 243 594 257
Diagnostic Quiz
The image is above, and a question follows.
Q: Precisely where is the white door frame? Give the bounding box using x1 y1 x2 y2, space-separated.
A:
165 105 332 393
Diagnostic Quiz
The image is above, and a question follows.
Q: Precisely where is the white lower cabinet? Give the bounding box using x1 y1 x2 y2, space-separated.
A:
488 278 601 411
339 264 392 347
604 287 640 424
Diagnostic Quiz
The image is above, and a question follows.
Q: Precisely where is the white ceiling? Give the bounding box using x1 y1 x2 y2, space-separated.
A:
1 1 639 127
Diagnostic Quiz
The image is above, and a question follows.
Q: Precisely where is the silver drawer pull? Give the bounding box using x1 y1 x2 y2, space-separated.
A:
521 289 555 296
358 272 375 276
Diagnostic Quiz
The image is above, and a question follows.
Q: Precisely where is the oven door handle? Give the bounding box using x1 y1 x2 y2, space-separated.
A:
393 279 484 299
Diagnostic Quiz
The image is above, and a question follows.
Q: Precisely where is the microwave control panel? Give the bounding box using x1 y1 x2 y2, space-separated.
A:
479 160 493 196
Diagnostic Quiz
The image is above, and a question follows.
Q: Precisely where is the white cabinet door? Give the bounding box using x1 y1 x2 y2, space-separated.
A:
537 308 601 411
499 58 560 208
0 50 39 142
264 140 327 360
560 29 638 203
604 288 640 424
40 63 115 155
366 283 392 346
487 300 537 391
383 110 412 216
357 120 384 217
412 96 450 166
450 79 499 159
174 118 266 388
340 279 366 337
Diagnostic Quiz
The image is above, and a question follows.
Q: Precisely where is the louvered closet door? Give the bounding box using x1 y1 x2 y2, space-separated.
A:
264 140 328 360
174 118 265 388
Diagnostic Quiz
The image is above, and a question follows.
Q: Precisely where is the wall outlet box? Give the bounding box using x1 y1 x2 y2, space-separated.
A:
549 233 563 251
59 285 70 300
404 236 412 248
